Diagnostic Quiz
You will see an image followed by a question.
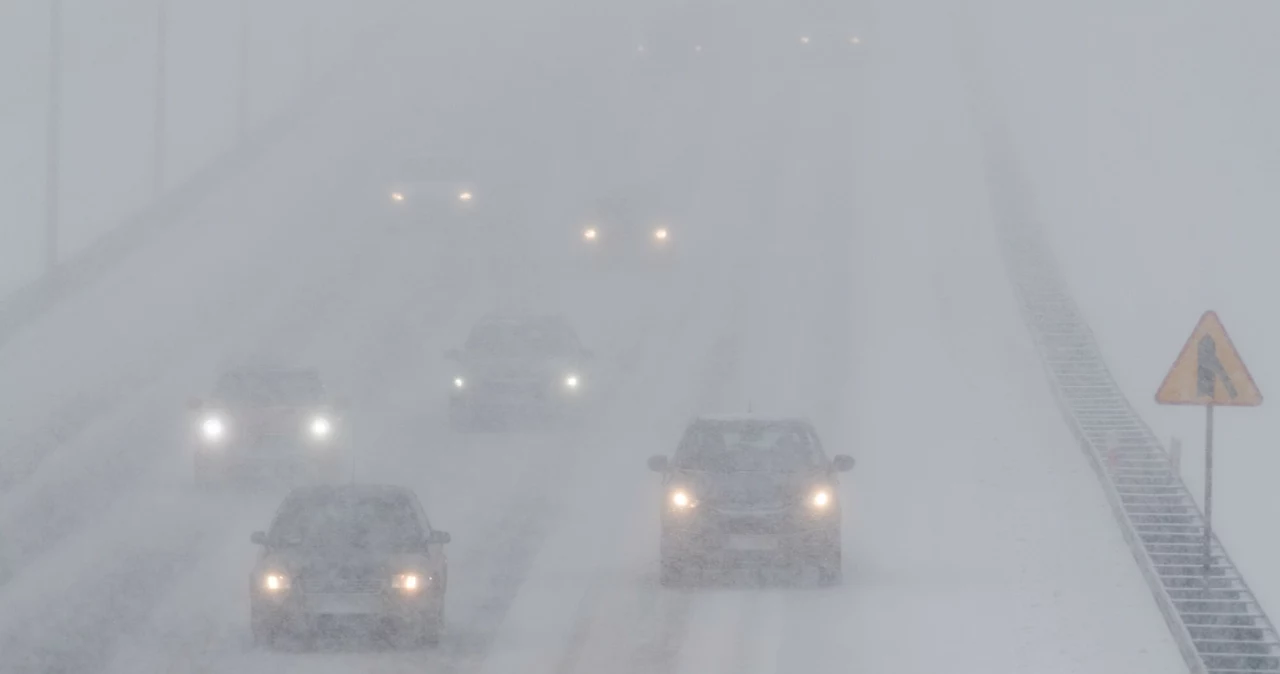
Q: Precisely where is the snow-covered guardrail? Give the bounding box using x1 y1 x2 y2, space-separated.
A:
982 128 1280 674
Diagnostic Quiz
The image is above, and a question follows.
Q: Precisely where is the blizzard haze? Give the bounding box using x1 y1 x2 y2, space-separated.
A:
0 0 1266 672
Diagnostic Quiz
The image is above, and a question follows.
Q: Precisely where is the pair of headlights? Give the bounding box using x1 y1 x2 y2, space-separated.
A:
389 190 473 203
200 414 333 442
260 572 427 594
668 488 833 510
453 374 581 390
798 36 862 45
581 227 669 242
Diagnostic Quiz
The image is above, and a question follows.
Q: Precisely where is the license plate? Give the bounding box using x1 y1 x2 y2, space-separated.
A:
307 593 380 615
725 535 779 551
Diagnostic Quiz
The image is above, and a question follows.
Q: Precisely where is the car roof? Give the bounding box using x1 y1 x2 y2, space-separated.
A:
692 414 814 425
283 483 415 503
475 313 572 328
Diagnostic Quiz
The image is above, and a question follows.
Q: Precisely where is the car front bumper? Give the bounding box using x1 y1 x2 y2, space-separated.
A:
661 514 840 565
253 589 442 632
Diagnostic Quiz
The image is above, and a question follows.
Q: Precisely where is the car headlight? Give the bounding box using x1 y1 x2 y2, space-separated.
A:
669 489 696 510
563 374 580 390
653 227 669 241
263 572 290 592
200 416 226 441
309 415 333 438
453 376 466 389
583 227 598 241
458 191 473 202
390 191 405 202
393 572 427 593
810 489 832 509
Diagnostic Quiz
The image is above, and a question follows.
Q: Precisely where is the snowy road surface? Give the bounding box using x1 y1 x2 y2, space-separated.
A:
0 1 1188 673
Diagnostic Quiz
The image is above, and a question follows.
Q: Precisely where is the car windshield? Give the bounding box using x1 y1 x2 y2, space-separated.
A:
465 320 575 357
270 493 424 551
213 370 325 406
390 156 469 182
676 421 824 472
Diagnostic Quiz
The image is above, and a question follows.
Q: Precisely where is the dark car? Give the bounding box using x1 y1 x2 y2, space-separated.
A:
630 3 731 74
188 367 347 486
445 314 594 430
249 484 450 648
576 193 682 268
648 416 854 586
378 155 482 226
760 0 868 65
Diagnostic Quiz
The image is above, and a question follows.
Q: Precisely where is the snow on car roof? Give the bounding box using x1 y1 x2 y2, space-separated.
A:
692 414 815 426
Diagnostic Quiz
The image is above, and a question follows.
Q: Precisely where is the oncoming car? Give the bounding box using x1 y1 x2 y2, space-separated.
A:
446 314 594 430
379 156 481 225
577 194 681 268
648 416 854 586
773 0 868 66
189 366 347 485
249 484 450 648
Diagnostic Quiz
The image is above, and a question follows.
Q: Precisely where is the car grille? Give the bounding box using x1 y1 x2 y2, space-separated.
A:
474 380 545 398
715 511 795 535
298 575 384 594
245 419 298 437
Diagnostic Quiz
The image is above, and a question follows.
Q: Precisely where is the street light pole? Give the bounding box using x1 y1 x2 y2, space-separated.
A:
45 0 63 277
154 0 168 196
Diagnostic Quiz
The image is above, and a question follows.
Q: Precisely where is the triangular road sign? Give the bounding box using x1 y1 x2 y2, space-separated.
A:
1156 311 1262 406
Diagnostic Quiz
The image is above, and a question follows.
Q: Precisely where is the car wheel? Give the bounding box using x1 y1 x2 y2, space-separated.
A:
250 606 277 649
410 611 442 648
816 547 842 587
659 544 695 587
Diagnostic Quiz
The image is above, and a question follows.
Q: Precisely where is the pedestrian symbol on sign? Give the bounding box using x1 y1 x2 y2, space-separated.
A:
1197 335 1238 400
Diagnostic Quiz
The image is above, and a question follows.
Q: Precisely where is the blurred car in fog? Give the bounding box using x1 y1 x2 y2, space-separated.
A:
770 0 868 66
249 484 450 648
379 155 481 226
629 3 730 73
446 314 594 430
648 415 854 586
189 366 347 486
576 193 682 268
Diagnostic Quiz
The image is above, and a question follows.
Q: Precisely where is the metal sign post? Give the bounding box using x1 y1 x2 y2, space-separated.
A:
1155 311 1262 592
1203 405 1214 582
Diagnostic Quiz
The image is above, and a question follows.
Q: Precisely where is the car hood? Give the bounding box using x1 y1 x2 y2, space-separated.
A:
675 470 828 511
458 355 580 379
259 547 430 579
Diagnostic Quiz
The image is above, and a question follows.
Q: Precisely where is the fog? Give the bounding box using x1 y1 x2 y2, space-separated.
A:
0 0 1272 672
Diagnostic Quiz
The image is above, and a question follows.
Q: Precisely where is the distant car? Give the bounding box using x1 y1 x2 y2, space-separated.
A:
576 194 681 268
379 156 481 225
446 314 594 430
648 416 854 586
189 367 347 486
773 1 868 65
249 484 450 648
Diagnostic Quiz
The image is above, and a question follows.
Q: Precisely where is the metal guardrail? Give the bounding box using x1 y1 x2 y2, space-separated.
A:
989 150 1280 674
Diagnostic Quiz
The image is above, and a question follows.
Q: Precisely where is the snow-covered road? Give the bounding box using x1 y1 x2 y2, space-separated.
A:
0 1 1195 672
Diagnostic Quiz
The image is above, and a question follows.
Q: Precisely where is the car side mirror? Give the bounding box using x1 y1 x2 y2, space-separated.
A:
250 531 268 546
444 348 462 361
187 397 203 411
647 455 669 472
428 530 451 545
832 455 855 472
